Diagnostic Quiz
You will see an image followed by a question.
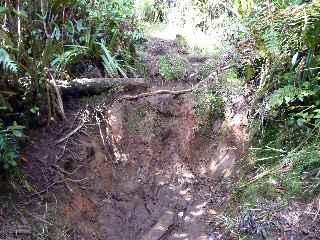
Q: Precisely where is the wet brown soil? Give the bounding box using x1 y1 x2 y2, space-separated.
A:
16 88 247 240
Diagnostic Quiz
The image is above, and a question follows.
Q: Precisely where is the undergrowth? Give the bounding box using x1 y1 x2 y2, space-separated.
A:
158 54 189 81
198 60 217 80
193 89 225 136
0 121 24 172
229 0 320 208
233 122 320 209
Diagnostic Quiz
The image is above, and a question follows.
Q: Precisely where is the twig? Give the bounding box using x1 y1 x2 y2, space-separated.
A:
255 154 285 162
11 203 29 225
95 112 107 155
29 177 88 198
265 146 287 153
96 110 115 162
55 120 85 145
56 110 83 161
118 69 221 102
25 211 52 226
51 164 81 175
120 87 197 101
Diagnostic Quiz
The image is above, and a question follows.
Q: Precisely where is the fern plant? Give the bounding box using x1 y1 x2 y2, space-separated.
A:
0 48 19 75
0 121 24 172
100 41 127 78
53 41 126 78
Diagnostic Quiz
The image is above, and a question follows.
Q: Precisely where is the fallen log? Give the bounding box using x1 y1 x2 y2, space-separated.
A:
57 78 148 96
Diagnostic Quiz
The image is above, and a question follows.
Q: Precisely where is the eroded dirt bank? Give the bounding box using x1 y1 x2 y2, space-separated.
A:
13 91 247 239
0 38 249 240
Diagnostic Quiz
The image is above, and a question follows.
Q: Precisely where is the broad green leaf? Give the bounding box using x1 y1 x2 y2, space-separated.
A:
12 9 28 19
53 26 61 41
12 129 23 138
297 118 305 127
66 20 75 34
0 5 8 15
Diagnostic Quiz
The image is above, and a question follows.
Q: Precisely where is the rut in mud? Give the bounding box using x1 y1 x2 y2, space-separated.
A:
23 91 247 240
1 38 248 240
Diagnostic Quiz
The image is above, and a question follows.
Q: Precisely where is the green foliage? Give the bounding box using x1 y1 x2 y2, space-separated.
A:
267 75 320 126
0 0 141 175
88 0 134 23
249 1 320 56
267 85 299 109
193 89 225 136
0 49 19 75
0 121 24 172
198 60 216 80
137 0 157 21
245 1 320 127
53 39 126 78
233 0 254 17
158 54 188 81
51 0 140 77
225 67 240 83
100 41 127 77
135 0 168 22
235 123 320 205
236 0 320 206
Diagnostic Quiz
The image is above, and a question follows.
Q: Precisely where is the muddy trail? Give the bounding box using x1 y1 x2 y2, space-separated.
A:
0 38 248 240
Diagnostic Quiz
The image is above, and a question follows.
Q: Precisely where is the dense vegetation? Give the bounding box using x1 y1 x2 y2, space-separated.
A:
235 0 320 201
1 0 320 236
0 0 142 171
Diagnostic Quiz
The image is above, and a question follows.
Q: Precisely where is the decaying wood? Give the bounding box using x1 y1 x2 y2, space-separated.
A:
57 78 148 96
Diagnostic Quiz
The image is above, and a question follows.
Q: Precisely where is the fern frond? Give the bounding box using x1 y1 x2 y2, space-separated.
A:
267 85 297 109
0 48 19 74
52 45 89 69
99 41 127 78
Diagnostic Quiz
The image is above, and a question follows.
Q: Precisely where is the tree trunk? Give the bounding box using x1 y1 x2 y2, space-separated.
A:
57 78 148 97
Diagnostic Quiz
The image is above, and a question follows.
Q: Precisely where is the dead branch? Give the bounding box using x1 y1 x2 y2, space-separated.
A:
51 164 82 176
119 70 220 102
30 177 88 198
120 88 195 101
55 120 85 145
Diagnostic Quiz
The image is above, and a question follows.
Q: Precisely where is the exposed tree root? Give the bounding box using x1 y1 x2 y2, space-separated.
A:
120 88 196 101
